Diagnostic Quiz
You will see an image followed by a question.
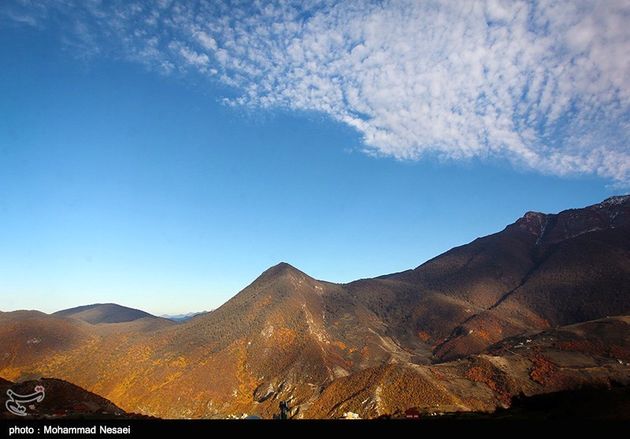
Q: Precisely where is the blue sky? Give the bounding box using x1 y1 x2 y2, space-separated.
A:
0 1 628 315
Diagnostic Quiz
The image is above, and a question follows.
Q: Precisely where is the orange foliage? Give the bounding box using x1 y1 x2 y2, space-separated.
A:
529 354 557 385
333 340 347 350
273 327 297 348
464 360 512 405
466 366 499 392
430 368 447 381
417 331 431 343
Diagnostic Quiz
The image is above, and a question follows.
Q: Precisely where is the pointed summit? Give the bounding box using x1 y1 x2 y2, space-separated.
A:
232 261 327 302
268 261 301 273
257 262 310 281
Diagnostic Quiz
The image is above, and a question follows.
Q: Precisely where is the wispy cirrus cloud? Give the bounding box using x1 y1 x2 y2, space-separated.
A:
2 0 629 185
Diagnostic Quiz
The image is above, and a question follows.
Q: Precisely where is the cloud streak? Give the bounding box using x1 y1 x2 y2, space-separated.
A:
3 0 630 184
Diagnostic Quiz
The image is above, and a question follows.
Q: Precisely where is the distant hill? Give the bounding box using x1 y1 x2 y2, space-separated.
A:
54 303 158 324
161 311 209 323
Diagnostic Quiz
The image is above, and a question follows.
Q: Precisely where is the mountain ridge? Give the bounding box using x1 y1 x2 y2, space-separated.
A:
1 194 629 418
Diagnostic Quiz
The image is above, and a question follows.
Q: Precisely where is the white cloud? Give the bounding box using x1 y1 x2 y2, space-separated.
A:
171 42 209 68
194 30 217 51
4 0 630 185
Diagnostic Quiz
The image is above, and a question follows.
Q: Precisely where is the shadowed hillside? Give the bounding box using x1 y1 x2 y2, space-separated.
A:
0 377 137 419
349 195 630 361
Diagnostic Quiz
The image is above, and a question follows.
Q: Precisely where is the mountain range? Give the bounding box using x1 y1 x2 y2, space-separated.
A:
160 311 209 323
1 195 629 419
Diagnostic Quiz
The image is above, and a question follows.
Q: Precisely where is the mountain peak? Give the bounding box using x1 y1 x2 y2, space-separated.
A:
513 211 548 236
260 262 306 279
243 262 319 293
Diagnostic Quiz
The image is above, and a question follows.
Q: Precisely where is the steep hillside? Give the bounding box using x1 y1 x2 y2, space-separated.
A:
344 195 630 361
430 195 630 359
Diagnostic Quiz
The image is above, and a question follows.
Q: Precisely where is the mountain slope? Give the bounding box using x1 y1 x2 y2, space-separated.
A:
345 195 630 361
0 311 94 374
104 262 415 417
304 315 630 418
429 195 630 359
